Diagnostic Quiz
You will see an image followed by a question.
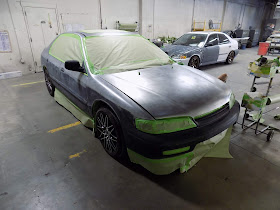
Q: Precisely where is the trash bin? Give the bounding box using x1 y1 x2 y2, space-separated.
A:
258 42 270 55
241 44 246 50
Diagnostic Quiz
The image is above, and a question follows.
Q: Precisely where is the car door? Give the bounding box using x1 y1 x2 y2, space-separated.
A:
202 33 219 64
217 33 231 62
48 34 89 110
61 62 89 111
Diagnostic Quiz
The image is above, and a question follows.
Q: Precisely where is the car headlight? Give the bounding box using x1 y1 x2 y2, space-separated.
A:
172 55 187 59
229 93 235 109
135 117 197 134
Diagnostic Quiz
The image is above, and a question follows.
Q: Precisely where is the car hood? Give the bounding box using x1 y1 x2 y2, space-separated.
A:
162 44 199 57
100 65 231 119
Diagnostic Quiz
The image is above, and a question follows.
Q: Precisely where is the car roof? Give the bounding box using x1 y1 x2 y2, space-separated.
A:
187 31 226 35
74 29 135 37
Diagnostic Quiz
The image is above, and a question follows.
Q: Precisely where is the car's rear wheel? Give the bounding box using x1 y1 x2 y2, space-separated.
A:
188 56 200 69
95 107 125 158
225 51 235 64
44 70 55 96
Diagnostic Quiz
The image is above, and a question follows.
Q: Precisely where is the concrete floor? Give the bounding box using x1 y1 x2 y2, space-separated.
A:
1 47 280 209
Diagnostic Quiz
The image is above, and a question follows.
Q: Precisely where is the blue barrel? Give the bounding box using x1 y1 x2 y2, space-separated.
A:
241 44 246 50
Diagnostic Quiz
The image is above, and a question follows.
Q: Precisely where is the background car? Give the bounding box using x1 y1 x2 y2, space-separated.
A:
162 32 239 69
41 30 240 174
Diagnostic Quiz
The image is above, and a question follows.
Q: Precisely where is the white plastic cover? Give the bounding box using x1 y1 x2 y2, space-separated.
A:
49 34 83 65
85 35 171 74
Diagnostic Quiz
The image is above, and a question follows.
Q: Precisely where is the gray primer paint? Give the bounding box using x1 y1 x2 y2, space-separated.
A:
41 31 239 158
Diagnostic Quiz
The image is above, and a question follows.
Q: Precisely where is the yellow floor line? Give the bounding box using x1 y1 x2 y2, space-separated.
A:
69 150 87 159
48 121 81 133
12 80 45 87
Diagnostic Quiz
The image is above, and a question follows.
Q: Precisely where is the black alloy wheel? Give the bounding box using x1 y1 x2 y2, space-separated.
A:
44 71 55 96
95 107 124 158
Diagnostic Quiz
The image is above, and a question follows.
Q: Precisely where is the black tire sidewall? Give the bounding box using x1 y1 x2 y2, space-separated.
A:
226 51 235 64
44 70 55 96
95 107 125 158
188 56 200 69
267 131 274 141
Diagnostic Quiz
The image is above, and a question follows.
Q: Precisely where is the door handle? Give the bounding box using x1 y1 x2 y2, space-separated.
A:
229 45 232 48
60 68 64 72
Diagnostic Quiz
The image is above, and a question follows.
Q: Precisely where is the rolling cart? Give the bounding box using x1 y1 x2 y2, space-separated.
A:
248 56 279 95
241 56 280 141
241 92 274 141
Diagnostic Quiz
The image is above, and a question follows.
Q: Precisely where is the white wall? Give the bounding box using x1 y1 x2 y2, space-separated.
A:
141 0 154 39
223 2 243 30
0 0 31 73
0 0 273 75
193 0 224 22
153 0 194 38
100 0 139 29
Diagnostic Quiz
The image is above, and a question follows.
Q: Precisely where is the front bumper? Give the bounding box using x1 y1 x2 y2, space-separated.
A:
127 126 232 175
125 101 240 159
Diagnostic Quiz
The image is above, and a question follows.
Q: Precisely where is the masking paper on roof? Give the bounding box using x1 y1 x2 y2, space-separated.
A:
85 35 171 74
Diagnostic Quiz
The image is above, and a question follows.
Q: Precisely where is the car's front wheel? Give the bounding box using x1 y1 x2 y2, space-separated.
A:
188 56 200 69
225 51 235 64
44 69 55 96
95 107 125 158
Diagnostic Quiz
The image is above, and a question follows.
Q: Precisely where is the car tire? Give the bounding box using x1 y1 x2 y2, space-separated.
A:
44 70 55 97
225 51 235 64
188 56 200 69
95 107 126 159
267 130 274 141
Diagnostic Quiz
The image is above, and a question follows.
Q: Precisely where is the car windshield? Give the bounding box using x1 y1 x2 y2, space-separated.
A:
85 34 172 74
173 34 207 47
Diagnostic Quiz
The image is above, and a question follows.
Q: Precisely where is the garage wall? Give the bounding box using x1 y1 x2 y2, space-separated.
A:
153 0 194 38
143 0 268 38
0 0 274 75
0 0 31 74
193 0 224 23
100 0 139 29
222 2 244 30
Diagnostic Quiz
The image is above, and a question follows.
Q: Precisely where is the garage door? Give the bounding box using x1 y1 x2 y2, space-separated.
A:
24 7 59 72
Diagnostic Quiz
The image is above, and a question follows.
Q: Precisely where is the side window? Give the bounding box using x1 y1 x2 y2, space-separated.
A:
49 34 83 65
206 34 218 46
218 34 230 45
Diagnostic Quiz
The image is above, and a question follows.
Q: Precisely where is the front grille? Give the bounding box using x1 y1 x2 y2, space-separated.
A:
195 103 230 127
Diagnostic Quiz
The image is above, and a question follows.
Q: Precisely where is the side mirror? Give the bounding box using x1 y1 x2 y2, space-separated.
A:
65 60 85 73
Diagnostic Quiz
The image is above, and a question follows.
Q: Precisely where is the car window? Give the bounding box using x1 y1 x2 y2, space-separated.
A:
206 34 218 46
49 34 83 65
218 34 230 44
173 34 207 47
